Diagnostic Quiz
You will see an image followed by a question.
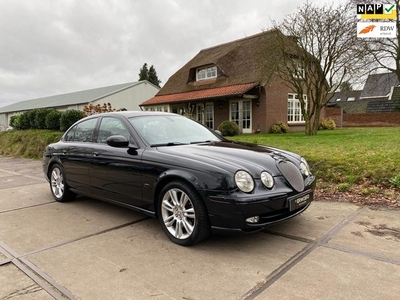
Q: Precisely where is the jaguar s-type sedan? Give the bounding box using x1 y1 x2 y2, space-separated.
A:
42 111 316 246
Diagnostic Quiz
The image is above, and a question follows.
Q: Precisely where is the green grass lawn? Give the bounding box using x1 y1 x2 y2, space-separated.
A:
230 127 400 189
0 129 63 159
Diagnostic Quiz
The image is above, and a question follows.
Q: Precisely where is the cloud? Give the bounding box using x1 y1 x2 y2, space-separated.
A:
0 0 339 108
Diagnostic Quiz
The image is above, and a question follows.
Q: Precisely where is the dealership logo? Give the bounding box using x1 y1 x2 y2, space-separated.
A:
357 22 396 38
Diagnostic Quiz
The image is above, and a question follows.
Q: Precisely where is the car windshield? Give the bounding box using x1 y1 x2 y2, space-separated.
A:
129 114 223 146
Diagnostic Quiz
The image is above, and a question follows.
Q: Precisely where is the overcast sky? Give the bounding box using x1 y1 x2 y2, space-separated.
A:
0 0 343 109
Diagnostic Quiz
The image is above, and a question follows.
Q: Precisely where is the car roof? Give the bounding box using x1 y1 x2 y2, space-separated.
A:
88 111 178 119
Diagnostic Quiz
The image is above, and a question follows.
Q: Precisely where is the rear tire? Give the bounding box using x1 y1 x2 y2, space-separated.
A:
158 181 210 246
49 164 76 202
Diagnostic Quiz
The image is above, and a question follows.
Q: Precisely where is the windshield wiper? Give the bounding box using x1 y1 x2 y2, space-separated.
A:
151 142 189 147
190 140 214 144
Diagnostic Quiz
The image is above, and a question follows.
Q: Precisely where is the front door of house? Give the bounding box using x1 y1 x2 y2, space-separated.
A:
230 100 252 133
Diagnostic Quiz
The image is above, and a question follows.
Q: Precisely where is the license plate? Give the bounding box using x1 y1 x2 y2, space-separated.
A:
289 193 310 211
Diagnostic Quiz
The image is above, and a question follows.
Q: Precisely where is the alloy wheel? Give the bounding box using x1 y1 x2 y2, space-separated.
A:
51 167 64 199
161 188 196 239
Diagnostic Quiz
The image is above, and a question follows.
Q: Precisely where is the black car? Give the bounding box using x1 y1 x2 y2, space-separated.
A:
42 111 316 245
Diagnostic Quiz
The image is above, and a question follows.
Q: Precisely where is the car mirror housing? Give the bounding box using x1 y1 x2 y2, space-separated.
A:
106 135 130 148
214 130 222 136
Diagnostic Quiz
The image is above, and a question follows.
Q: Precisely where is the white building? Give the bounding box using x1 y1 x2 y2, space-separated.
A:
0 80 160 130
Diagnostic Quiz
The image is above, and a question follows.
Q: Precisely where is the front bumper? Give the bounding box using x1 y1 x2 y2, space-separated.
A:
203 176 316 233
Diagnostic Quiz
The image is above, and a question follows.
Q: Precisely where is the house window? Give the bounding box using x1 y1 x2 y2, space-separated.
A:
288 93 307 123
205 103 214 129
196 104 204 124
230 100 252 133
230 102 239 125
144 106 169 112
293 61 305 78
196 66 217 81
242 101 251 130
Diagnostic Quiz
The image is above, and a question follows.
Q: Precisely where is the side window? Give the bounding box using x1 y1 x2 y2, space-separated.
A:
97 117 130 143
64 118 98 142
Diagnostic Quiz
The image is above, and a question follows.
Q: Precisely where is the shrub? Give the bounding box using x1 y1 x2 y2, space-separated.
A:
9 115 21 129
319 118 336 130
60 110 84 131
18 112 31 130
45 110 62 131
270 122 289 134
26 110 39 129
34 109 52 129
218 120 240 136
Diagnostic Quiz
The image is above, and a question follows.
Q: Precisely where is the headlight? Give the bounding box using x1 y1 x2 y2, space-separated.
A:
235 170 254 193
261 171 274 189
300 157 311 176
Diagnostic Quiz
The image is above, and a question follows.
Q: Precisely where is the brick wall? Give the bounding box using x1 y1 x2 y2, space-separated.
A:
253 91 267 133
214 104 226 130
325 107 342 126
263 78 290 131
326 107 400 127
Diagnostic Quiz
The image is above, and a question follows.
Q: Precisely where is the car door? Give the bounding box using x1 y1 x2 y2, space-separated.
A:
89 116 143 207
60 117 99 194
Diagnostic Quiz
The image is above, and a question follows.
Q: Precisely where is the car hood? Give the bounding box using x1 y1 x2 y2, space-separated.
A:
154 141 301 177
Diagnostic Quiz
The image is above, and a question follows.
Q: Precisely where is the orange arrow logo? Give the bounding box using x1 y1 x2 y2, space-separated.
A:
359 25 376 34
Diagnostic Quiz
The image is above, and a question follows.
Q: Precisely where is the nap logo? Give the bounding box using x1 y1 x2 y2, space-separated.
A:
357 4 397 19
357 22 397 38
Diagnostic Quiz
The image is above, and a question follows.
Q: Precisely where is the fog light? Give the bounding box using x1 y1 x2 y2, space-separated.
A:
246 216 260 223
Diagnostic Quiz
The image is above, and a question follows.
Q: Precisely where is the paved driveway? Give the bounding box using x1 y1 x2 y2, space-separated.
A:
1 156 399 299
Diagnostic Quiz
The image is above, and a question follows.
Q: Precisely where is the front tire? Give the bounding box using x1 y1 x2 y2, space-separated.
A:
158 181 210 246
49 164 75 202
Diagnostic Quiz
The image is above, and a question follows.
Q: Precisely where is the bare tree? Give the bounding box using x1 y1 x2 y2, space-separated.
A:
340 81 354 92
270 2 372 135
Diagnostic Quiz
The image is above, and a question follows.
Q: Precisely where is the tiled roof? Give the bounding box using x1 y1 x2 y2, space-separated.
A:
360 72 399 98
366 100 400 113
390 86 400 100
327 90 362 104
141 82 258 105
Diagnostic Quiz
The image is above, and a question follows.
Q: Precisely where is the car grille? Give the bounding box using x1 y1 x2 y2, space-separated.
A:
277 160 305 192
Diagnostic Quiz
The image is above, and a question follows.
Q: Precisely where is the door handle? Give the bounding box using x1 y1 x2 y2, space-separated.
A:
93 152 99 156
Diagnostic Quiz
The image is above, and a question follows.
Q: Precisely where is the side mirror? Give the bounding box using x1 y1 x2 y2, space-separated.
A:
106 135 129 148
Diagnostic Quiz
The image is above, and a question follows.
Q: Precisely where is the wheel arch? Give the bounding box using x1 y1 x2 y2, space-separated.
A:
46 157 63 180
153 170 207 219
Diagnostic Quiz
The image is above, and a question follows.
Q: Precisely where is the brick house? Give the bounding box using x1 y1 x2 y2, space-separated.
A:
141 29 312 133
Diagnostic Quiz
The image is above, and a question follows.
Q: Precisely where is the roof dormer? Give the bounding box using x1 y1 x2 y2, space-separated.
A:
196 65 217 81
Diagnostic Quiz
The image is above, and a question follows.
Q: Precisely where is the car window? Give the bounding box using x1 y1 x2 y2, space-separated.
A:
65 118 98 142
97 117 130 143
129 115 221 146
